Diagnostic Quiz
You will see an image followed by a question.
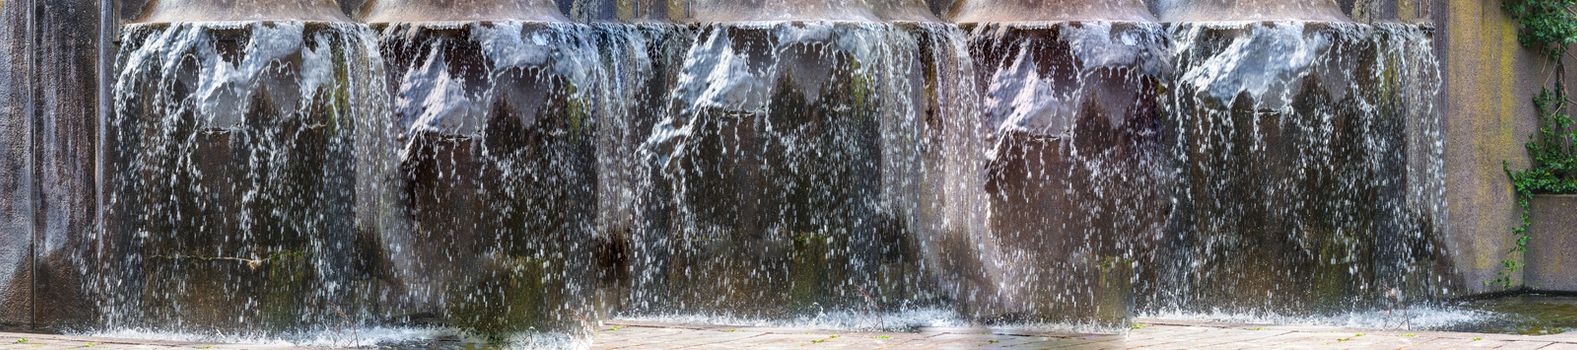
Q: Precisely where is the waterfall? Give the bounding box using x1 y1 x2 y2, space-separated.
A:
100 20 389 335
964 20 1172 325
370 20 606 337
1143 20 1447 315
0 0 1460 346
635 20 967 318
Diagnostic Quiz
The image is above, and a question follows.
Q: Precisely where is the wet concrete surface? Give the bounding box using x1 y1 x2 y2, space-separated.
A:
7 318 1577 349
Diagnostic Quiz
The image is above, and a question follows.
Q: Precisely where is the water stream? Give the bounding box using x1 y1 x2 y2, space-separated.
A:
0 0 1496 347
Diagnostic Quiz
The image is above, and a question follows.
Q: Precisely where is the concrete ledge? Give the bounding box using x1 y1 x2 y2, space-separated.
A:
1526 194 1577 291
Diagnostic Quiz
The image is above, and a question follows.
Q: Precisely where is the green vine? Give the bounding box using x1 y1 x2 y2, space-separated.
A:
1504 0 1577 60
1494 0 1576 289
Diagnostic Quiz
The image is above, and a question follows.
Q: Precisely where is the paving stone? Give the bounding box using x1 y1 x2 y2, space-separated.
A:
1499 340 1557 350
12 319 1577 349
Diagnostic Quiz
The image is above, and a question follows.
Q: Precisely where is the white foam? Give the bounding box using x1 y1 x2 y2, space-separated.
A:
1142 305 1495 331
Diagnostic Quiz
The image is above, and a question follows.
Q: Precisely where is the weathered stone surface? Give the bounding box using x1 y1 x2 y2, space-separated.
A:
0 0 101 332
1526 195 1577 292
131 0 347 23
873 0 938 21
31 0 102 331
681 0 934 22
1341 0 1433 22
0 0 37 331
1153 0 1351 22
1435 1 1577 294
358 0 565 23
947 0 1154 23
560 0 676 22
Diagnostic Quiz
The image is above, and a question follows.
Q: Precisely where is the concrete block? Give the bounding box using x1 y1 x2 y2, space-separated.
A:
1526 195 1577 292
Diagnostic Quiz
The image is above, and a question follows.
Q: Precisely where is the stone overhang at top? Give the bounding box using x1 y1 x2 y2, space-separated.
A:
357 0 569 24
1152 0 1353 22
131 0 351 23
198 0 1379 25
946 0 1157 24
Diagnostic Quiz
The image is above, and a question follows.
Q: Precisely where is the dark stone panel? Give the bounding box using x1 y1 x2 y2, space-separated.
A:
119 0 148 21
0 0 100 332
340 0 365 16
0 0 38 331
32 0 101 331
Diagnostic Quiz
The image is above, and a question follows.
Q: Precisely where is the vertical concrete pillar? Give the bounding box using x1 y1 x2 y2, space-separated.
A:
1 0 101 332
30 0 101 331
0 0 38 331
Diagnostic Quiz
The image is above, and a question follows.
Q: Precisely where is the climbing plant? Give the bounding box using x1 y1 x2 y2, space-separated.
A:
1494 0 1576 288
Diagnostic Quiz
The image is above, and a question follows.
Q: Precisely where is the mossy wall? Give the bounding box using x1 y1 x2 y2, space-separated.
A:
1433 0 1577 294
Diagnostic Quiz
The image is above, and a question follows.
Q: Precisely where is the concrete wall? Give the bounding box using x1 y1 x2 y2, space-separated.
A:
1527 195 1577 291
1 0 38 331
0 0 102 332
1432 0 1577 294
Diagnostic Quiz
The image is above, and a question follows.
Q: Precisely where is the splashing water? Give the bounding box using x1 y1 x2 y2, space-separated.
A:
68 2 1466 346
371 19 608 339
1142 20 1447 316
99 20 393 336
627 19 985 320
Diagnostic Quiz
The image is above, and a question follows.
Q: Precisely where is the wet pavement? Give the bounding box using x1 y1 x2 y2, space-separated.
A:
7 318 1577 349
590 319 1577 349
